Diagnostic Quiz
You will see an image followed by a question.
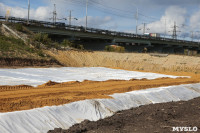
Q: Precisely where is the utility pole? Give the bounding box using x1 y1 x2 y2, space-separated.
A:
138 23 149 34
135 8 138 35
164 18 166 38
169 21 180 40
85 0 88 31
172 21 177 39
143 23 146 34
27 0 30 24
69 10 72 26
53 4 57 24
67 10 78 26
191 31 194 41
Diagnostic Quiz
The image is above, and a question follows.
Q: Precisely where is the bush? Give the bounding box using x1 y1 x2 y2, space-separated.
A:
61 39 74 47
33 33 51 45
37 50 45 57
15 24 23 32
105 45 125 52
78 45 84 50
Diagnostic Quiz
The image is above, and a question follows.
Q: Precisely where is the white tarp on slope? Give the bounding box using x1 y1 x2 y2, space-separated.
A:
0 83 199 133
0 67 184 86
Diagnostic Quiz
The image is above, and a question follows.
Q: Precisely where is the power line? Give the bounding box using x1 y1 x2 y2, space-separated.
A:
169 21 181 39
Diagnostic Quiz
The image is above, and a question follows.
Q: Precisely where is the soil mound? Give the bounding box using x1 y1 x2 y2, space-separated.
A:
49 97 200 133
39 81 60 87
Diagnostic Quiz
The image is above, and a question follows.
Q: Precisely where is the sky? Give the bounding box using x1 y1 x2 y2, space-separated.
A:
0 0 200 41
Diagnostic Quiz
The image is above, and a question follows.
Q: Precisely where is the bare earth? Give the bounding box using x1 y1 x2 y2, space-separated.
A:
1 51 200 113
0 76 200 113
62 97 200 133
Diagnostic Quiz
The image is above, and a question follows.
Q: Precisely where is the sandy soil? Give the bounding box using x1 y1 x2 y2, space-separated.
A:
0 76 199 113
1 51 200 113
46 50 200 73
57 97 200 133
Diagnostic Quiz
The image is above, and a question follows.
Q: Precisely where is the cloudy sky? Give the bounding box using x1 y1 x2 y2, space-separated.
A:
1 0 200 41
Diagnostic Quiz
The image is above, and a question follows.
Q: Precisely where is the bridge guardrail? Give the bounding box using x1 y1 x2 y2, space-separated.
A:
0 16 199 46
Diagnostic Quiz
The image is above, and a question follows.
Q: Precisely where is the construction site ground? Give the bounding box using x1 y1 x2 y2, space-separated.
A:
1 51 200 113
63 97 200 133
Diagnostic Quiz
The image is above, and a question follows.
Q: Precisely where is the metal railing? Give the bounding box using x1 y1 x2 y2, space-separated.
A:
0 16 199 45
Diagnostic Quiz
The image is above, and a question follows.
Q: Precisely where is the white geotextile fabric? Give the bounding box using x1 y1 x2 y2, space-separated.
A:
0 83 199 133
0 67 184 86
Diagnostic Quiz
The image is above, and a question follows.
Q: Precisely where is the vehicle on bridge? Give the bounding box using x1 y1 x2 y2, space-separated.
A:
144 33 160 38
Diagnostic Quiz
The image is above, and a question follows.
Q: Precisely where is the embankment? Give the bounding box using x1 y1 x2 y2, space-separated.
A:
0 57 62 67
47 50 200 73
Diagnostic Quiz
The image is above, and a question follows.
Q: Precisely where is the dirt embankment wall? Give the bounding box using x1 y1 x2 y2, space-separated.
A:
0 58 62 67
47 50 200 73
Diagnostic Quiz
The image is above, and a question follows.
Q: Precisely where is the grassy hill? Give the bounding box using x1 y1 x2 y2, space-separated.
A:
0 34 47 59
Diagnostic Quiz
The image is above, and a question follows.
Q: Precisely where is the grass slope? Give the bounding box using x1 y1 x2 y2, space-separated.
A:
0 34 46 59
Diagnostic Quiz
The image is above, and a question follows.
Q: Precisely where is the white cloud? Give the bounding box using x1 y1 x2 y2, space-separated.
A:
190 9 200 30
0 2 113 28
34 6 50 20
0 2 50 21
73 16 112 28
144 6 187 36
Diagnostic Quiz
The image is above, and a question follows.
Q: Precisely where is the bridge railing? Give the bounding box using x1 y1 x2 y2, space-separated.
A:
0 16 199 45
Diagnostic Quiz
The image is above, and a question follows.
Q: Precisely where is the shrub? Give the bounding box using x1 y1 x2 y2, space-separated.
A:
33 33 51 46
105 45 125 52
78 45 84 50
61 39 74 47
15 24 23 32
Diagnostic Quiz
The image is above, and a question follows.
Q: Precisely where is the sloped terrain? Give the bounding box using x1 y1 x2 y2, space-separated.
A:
47 50 200 73
50 97 200 133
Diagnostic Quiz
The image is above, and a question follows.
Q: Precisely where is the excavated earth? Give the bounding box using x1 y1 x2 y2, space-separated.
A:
1 51 200 113
1 50 200 133
49 97 200 133
1 77 199 112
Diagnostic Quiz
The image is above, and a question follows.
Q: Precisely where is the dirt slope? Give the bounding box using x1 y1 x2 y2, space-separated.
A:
60 97 200 133
47 50 200 73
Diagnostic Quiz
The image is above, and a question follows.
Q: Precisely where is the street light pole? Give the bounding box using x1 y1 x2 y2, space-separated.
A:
69 10 72 26
136 8 138 35
164 18 166 38
27 0 30 24
143 23 146 34
85 0 88 31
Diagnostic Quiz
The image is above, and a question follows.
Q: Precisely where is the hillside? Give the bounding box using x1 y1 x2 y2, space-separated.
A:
0 23 62 67
0 34 44 59
47 50 200 74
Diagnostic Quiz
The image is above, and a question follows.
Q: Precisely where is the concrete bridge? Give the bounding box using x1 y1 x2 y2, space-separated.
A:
25 25 200 53
1 16 200 53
